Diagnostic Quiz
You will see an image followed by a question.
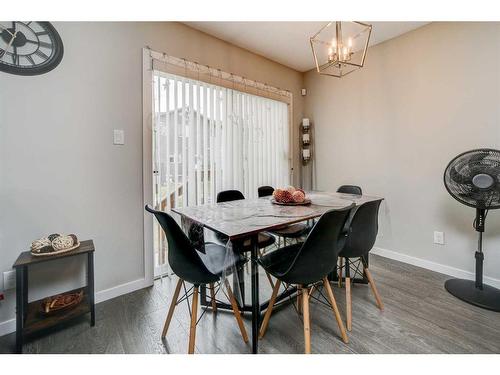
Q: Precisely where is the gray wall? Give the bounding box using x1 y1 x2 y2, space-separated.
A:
304 22 500 284
0 22 304 331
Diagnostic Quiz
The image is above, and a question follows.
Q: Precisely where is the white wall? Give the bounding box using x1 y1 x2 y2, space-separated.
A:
0 22 304 334
305 22 500 284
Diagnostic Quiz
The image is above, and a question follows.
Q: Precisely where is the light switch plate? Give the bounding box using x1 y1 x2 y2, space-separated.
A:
433 231 445 245
3 270 16 290
113 129 125 145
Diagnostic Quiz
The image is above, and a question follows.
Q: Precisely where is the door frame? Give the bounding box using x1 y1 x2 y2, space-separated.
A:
142 47 155 285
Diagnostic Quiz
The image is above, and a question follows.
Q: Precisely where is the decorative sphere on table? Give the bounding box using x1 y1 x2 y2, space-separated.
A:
273 189 293 203
273 186 307 204
292 190 306 203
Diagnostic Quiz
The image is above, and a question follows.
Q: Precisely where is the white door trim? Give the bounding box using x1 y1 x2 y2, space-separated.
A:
142 47 154 288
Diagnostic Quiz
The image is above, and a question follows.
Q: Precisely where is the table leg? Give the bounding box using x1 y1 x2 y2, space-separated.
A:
200 284 208 305
22 266 28 321
15 267 25 354
236 263 245 308
250 235 260 354
87 252 95 327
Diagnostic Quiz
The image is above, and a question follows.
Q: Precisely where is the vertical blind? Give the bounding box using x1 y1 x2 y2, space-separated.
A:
153 71 290 211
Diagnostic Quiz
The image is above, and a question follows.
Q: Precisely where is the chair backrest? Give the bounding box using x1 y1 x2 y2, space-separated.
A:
340 200 382 258
337 185 363 195
145 205 214 284
258 186 274 198
283 204 355 285
217 189 245 203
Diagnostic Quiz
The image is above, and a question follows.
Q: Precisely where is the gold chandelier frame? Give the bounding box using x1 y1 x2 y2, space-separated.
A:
310 21 372 78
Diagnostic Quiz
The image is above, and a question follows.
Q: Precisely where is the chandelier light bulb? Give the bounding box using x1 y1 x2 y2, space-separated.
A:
327 47 334 62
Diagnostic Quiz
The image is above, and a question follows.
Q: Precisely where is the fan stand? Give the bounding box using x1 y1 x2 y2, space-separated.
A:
445 208 500 312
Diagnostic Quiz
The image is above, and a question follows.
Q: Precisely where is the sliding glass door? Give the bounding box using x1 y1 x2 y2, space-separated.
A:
152 71 290 276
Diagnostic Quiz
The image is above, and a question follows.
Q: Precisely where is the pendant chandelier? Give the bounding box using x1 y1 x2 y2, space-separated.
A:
310 21 372 78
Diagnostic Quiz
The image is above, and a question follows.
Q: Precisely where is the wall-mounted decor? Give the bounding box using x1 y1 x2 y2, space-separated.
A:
310 21 372 78
0 21 64 76
301 118 312 164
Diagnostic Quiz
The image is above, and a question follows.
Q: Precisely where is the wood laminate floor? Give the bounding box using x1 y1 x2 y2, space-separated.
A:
1 254 500 354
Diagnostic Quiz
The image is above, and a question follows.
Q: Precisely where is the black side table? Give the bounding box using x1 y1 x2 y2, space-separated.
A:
12 239 95 353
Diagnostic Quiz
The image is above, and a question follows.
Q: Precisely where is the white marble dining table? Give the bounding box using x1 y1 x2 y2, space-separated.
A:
172 190 383 354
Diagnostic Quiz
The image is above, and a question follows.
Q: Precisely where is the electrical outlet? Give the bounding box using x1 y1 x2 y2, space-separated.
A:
3 270 16 290
434 231 445 245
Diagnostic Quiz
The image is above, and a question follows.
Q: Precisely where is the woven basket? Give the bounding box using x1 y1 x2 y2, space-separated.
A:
31 242 80 257
271 198 311 206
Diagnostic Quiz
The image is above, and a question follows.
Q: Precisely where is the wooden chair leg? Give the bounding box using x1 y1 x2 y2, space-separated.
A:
259 249 275 288
322 278 349 344
345 277 352 331
161 278 183 338
264 271 274 288
364 267 384 311
302 286 311 354
224 279 249 343
188 286 199 354
209 283 217 312
345 257 351 331
259 280 282 338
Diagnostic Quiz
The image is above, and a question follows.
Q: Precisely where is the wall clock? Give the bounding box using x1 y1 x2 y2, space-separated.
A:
0 22 63 76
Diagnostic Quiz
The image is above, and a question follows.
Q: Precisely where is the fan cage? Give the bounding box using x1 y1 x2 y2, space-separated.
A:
444 148 500 210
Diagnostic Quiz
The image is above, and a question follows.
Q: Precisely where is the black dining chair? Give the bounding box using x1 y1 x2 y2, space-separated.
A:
257 185 275 198
258 205 354 353
257 185 311 246
338 200 383 331
337 185 363 195
145 205 248 354
336 185 363 285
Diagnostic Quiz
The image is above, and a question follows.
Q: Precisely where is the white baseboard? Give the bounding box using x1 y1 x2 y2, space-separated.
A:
0 277 153 337
95 277 152 304
372 247 500 289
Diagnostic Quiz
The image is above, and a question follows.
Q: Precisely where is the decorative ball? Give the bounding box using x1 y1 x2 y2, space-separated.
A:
273 189 284 202
68 234 78 244
279 190 293 203
286 186 296 194
48 233 60 241
272 188 283 198
297 188 305 195
292 190 305 203
31 237 51 251
51 235 75 250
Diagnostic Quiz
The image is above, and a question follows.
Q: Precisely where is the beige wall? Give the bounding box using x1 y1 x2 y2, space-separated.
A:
0 22 304 332
304 22 500 283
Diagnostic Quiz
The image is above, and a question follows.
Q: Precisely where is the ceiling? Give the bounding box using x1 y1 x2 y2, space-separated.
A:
184 22 429 72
